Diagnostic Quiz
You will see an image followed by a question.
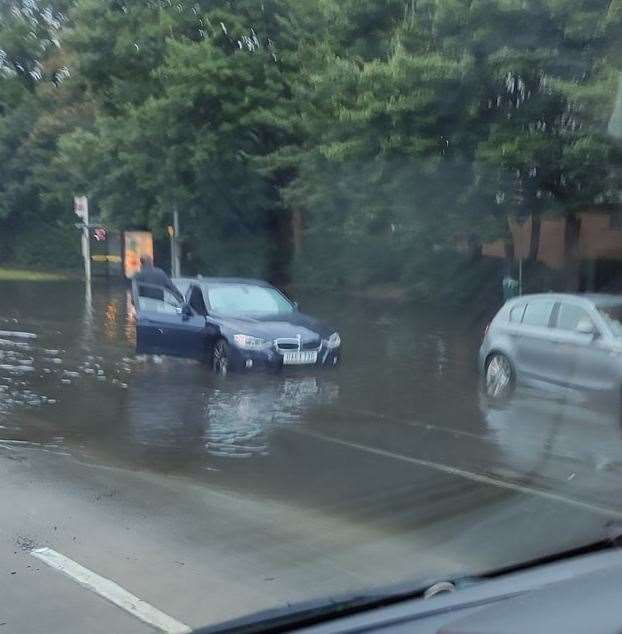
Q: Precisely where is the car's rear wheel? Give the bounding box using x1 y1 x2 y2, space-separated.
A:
212 339 231 376
485 352 514 399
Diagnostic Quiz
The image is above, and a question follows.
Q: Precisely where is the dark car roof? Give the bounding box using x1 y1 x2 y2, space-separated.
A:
173 276 271 288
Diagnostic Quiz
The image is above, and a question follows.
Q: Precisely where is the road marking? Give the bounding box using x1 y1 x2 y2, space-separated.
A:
31 548 191 634
337 405 486 442
0 330 37 339
296 429 622 520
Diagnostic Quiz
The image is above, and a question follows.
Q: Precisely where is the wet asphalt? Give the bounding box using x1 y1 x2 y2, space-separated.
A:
2 280 622 631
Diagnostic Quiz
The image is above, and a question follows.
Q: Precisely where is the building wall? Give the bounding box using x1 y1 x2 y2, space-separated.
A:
579 213 622 260
537 217 566 269
481 212 622 269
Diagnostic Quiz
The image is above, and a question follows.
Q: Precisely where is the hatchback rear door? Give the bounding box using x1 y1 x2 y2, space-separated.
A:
132 281 207 359
514 299 558 385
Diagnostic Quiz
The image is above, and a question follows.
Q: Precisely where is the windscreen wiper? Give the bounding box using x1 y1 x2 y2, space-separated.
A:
194 528 622 634
192 577 463 634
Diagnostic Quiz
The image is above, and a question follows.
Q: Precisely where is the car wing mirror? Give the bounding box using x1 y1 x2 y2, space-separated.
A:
180 303 193 320
576 321 597 337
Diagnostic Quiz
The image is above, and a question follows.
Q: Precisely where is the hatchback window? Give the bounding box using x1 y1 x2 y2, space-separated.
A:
598 306 622 337
522 301 554 327
509 305 526 323
556 304 593 332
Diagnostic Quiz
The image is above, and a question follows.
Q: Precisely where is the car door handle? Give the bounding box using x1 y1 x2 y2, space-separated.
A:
143 318 164 333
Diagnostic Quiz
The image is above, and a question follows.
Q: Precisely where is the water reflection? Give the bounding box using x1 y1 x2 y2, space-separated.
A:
126 367 339 459
203 377 339 458
481 388 622 474
103 299 119 342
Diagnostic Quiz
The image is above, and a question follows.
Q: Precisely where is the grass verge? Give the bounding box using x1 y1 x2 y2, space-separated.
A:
0 267 73 282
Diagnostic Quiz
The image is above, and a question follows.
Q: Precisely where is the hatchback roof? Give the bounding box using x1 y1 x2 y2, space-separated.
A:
507 292 622 308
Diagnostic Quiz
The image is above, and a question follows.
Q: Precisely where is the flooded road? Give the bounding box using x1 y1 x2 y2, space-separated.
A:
0 280 488 470
3 280 622 631
3 280 622 515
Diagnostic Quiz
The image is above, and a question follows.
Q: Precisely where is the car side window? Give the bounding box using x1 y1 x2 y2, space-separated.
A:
188 285 208 316
522 301 555 327
137 284 182 314
556 303 594 332
509 304 526 323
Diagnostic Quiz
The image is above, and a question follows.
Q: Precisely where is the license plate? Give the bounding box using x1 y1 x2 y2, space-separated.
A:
282 351 318 365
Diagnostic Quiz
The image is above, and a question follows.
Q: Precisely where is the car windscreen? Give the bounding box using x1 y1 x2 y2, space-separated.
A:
598 306 622 337
206 284 294 317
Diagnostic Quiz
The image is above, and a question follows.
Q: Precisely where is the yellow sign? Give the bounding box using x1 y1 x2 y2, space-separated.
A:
124 231 153 278
91 254 122 263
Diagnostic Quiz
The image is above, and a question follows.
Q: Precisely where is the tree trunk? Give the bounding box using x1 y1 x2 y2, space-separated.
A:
503 237 515 275
292 208 303 258
563 214 581 291
268 208 292 286
528 215 541 262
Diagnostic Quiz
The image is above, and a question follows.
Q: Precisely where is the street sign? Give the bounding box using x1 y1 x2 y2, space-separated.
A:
74 195 88 219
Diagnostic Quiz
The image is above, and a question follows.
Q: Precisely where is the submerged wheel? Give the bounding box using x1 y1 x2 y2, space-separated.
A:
485 353 514 399
212 339 231 376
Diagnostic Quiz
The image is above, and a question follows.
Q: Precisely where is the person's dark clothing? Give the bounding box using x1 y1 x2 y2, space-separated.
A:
134 264 183 302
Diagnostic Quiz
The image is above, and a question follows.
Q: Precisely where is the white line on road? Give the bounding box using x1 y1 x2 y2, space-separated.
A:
296 429 622 521
31 547 191 634
0 330 37 339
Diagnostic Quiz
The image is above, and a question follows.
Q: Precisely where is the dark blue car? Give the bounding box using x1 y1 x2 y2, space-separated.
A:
132 277 341 374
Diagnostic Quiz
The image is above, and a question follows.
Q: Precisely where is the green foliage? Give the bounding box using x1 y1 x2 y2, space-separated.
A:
0 218 81 270
1 0 621 291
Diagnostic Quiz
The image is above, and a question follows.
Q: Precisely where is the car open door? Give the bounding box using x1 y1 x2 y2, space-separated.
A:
132 280 207 359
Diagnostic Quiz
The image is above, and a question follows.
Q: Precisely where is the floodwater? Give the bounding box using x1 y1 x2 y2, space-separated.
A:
0 281 483 462
2 279 622 524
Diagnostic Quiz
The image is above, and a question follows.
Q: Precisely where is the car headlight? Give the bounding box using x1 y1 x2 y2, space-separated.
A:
233 334 271 350
326 332 341 349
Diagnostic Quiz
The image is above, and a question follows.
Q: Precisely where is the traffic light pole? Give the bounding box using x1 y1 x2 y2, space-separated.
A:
172 207 181 277
75 195 91 284
82 205 91 284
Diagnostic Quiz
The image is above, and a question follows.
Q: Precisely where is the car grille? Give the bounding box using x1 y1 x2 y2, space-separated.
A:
302 338 322 351
274 337 322 352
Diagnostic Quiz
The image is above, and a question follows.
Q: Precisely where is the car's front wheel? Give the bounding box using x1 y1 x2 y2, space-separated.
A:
485 352 514 399
212 339 231 376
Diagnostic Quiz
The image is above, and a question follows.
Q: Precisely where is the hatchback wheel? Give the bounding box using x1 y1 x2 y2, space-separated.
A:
213 340 230 376
485 353 514 399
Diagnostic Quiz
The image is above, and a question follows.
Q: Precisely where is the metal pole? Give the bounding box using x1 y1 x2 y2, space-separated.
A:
173 207 181 277
82 203 91 285
518 256 523 295
169 224 176 277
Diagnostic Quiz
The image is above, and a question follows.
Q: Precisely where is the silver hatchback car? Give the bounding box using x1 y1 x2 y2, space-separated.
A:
480 293 622 399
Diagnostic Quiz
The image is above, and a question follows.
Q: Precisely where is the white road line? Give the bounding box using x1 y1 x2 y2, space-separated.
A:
296 429 622 521
337 405 486 442
31 548 191 634
0 330 37 339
